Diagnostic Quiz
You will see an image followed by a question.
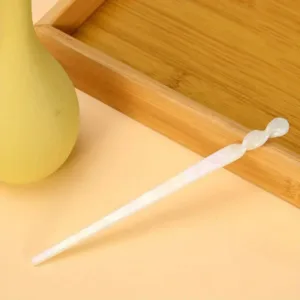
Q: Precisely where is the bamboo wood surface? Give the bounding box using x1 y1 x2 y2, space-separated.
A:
35 24 300 207
37 0 106 33
73 0 300 157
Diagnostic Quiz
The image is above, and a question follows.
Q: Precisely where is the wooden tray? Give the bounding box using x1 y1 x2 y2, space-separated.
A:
34 0 300 207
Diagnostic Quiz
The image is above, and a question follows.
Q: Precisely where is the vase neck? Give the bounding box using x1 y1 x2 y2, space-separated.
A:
0 0 35 41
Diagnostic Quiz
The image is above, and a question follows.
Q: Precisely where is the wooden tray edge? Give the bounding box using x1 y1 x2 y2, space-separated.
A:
35 24 300 207
36 0 107 34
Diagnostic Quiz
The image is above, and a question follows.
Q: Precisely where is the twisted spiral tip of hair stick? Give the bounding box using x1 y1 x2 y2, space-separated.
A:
242 118 289 151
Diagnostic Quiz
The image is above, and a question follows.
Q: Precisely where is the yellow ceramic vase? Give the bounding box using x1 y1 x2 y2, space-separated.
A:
0 0 80 184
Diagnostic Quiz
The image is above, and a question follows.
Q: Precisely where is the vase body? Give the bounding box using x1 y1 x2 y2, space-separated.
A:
0 0 80 184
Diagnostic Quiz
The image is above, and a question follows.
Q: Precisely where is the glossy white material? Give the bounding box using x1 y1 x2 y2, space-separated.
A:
32 117 289 266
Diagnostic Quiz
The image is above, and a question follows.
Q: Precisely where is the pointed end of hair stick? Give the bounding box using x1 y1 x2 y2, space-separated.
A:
31 250 53 266
32 255 44 266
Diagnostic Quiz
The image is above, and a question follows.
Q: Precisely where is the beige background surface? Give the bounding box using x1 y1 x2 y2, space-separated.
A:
0 1 299 299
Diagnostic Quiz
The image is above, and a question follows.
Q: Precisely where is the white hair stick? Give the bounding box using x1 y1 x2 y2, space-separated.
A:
32 118 289 265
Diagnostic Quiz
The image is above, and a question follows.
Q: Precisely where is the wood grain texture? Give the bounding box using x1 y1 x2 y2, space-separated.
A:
37 0 106 33
35 24 300 207
73 0 300 157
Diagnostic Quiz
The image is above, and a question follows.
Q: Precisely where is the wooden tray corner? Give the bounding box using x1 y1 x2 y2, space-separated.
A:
34 0 300 207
